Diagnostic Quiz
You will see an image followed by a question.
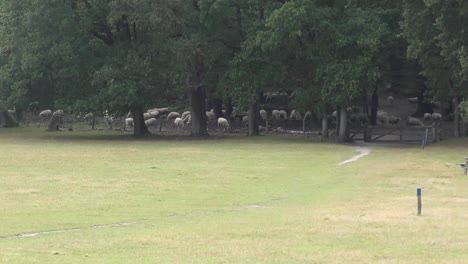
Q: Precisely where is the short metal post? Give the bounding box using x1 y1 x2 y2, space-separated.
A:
417 188 422 216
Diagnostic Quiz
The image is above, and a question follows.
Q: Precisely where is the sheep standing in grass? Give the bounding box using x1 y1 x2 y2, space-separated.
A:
387 116 401 125
183 114 191 125
143 112 153 120
431 113 442 122
377 111 400 125
125 118 134 129
377 110 388 124
206 109 215 122
83 112 94 122
148 110 160 118
272 110 280 120
407 117 424 126
181 111 191 120
242 116 249 126
289 110 302 120
217 117 230 132
174 117 184 131
279 110 288 120
55 109 64 116
166 112 181 121
103 110 114 129
39 109 53 120
259 110 267 121
145 118 158 128
423 113 432 121
148 108 169 115
387 96 394 105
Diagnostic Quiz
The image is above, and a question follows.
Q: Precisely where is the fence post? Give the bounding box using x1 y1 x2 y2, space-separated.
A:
431 124 436 142
363 124 369 142
417 188 422 216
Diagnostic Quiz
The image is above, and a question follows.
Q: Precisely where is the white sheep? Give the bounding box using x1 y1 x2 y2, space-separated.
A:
377 111 400 125
145 118 158 127
206 109 215 122
377 112 389 125
143 112 153 120
174 117 184 131
148 108 169 115
289 110 302 120
101 110 114 129
125 118 134 129
181 111 191 120
272 110 280 120
217 117 230 132
183 114 191 125
377 110 386 117
259 110 267 121
387 116 401 125
407 117 424 126
53 109 64 116
387 96 394 105
83 112 94 121
242 115 249 125
278 110 288 120
423 113 432 121
39 109 53 119
408 97 418 104
148 110 160 118
431 113 442 122
166 112 181 121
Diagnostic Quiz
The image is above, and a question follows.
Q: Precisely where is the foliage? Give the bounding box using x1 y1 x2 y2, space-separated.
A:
402 0 468 98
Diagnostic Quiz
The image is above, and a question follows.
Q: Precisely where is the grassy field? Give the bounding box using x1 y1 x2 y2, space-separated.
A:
0 128 467 263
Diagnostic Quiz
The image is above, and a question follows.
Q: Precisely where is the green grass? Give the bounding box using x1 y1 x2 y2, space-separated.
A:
0 128 467 263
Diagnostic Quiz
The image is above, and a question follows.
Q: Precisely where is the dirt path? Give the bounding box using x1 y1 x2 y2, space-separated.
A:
337 146 371 166
0 198 284 240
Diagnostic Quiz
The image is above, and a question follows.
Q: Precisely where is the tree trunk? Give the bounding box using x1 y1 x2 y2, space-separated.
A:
133 109 148 136
338 108 349 142
248 99 260 136
453 96 460 137
205 98 212 112
225 97 233 120
336 107 341 133
212 98 223 119
370 88 378 125
0 111 18 128
91 114 96 130
321 115 329 139
190 84 209 137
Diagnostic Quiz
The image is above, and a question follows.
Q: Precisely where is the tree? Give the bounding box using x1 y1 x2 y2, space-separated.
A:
233 0 391 142
402 0 468 136
0 0 178 136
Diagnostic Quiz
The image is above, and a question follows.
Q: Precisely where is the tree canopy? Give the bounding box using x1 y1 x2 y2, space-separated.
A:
0 0 467 138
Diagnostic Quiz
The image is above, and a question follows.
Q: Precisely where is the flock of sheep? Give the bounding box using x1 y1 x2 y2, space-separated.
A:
123 107 305 132
382 95 443 127
35 93 443 133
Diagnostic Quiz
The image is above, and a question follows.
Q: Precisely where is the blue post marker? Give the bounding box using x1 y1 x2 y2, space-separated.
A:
417 188 422 216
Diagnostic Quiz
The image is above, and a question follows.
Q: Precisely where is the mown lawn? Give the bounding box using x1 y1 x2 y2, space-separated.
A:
0 128 467 263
